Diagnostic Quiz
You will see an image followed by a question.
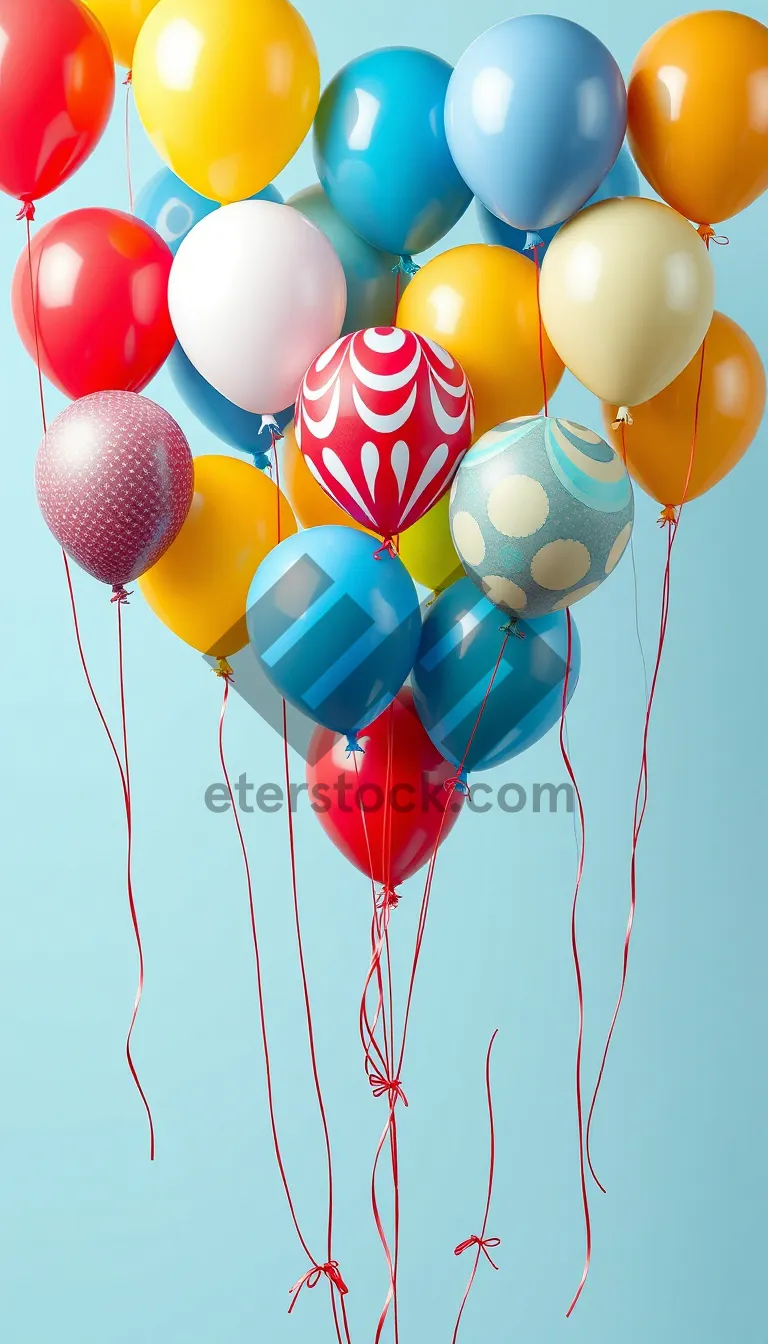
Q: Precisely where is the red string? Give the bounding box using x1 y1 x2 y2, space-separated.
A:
123 72 134 214
558 611 590 1316
21 210 47 434
114 589 155 1158
585 340 707 1194
451 1030 501 1344
533 245 549 417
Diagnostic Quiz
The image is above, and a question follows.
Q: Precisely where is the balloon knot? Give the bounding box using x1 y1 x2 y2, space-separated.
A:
658 505 678 527
123 69 133 86
524 230 544 252
697 223 729 249
445 768 470 797
214 656 234 679
259 414 283 440
288 1261 348 1312
611 406 634 430
16 199 35 222
373 537 398 560
369 1070 408 1107
110 584 131 605
454 1234 501 1268
345 733 364 756
376 885 400 911
251 450 272 471
500 616 525 640
392 254 420 277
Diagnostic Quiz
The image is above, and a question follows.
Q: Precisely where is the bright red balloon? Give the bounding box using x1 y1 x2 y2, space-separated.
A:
0 0 114 205
295 327 474 539
306 687 464 893
12 208 175 399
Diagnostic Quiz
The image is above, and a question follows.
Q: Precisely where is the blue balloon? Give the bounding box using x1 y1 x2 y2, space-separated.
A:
246 527 421 747
412 578 580 775
314 47 473 263
288 184 402 333
446 16 627 243
167 345 292 466
477 145 640 258
135 168 283 256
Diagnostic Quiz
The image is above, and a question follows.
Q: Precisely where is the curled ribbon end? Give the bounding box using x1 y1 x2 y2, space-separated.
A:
524 230 544 252
110 584 131 605
696 223 729 248
658 504 678 527
214 655 234 679
16 199 35 222
611 406 634 430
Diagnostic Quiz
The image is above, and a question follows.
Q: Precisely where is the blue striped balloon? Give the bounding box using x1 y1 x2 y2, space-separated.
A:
411 577 580 775
246 526 421 747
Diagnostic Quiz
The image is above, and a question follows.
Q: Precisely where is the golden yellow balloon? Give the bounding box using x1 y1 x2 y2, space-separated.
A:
82 0 160 67
396 244 564 439
132 0 320 203
280 420 370 534
398 494 462 595
139 454 296 657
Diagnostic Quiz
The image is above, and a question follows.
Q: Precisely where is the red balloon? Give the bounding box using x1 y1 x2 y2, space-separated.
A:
0 0 114 205
12 208 175 399
306 687 464 893
295 328 474 539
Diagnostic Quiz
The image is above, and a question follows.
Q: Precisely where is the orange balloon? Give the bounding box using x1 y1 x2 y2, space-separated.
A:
602 311 766 508
396 244 563 439
279 421 370 533
628 11 768 228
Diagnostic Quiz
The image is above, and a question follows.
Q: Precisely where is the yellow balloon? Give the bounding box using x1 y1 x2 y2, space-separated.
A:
132 0 320 203
396 244 564 439
539 198 715 417
139 454 296 657
399 494 462 595
82 0 160 67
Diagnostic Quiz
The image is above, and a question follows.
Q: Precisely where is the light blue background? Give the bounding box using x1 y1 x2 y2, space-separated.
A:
1 2 765 1341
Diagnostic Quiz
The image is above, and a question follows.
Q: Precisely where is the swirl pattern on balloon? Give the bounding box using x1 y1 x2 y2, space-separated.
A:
449 416 633 618
296 328 475 537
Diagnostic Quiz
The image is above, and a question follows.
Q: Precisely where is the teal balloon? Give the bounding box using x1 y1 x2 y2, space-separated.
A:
135 168 283 256
450 417 634 619
287 185 402 334
476 145 640 258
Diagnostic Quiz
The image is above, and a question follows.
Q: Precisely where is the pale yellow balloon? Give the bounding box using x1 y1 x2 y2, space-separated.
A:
539 197 715 415
82 0 160 67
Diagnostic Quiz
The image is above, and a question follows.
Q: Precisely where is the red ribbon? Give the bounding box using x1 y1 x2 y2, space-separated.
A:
16 199 35 221
369 1071 408 1107
450 1031 501 1344
289 1261 348 1312
454 1235 501 1269
110 584 131 604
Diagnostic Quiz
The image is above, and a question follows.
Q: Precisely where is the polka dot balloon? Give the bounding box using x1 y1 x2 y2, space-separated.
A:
449 416 634 618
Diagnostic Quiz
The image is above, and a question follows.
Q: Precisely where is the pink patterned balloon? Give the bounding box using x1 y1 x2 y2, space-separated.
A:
36 391 194 588
295 328 474 538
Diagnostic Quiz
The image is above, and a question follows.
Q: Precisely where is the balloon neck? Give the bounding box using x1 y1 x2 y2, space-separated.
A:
696 223 729 249
123 69 133 86
16 199 35 222
345 733 364 756
259 414 282 438
392 254 420 277
376 885 400 912
214 656 234 679
110 584 131 605
611 406 634 430
373 537 398 560
524 230 543 252
657 505 678 528
445 767 470 796
500 616 525 640
251 450 272 471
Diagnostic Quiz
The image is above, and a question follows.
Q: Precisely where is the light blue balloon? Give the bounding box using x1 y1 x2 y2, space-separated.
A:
477 145 640 258
167 345 292 466
450 417 634 620
246 526 421 748
135 168 283 255
287 185 402 334
313 47 473 263
412 578 580 775
446 15 627 242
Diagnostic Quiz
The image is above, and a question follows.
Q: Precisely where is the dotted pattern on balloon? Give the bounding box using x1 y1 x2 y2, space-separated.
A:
449 416 634 618
295 327 475 539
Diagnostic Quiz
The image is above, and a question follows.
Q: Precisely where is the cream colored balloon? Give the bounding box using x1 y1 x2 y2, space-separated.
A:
539 197 715 416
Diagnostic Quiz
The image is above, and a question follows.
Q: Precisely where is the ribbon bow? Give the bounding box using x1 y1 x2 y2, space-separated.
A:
454 1234 501 1269
369 1070 408 1107
288 1261 348 1312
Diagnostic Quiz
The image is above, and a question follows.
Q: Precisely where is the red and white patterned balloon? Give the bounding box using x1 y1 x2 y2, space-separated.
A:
36 391 194 589
295 327 474 537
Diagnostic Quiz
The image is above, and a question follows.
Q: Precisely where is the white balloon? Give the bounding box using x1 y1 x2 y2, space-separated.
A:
168 201 347 414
